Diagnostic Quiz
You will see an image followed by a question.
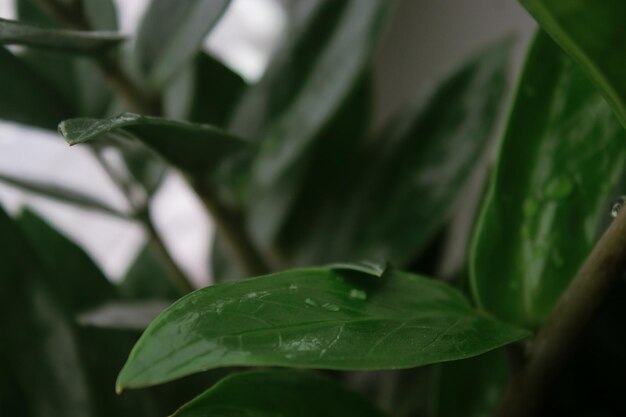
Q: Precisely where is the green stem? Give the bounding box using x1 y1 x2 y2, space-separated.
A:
498 207 626 416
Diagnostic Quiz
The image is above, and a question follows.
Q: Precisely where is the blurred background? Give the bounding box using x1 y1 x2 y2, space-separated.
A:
0 0 534 285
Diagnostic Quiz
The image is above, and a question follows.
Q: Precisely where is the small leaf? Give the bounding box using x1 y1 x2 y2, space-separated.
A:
521 0 626 129
135 0 230 88
470 31 626 327
172 370 386 417
117 266 528 390
0 171 129 219
0 17 124 54
58 113 253 180
0 46 72 129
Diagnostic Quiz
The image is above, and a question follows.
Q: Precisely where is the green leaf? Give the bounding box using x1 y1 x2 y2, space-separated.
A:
135 0 230 88
0 46 72 129
245 0 397 244
0 17 124 54
58 113 253 181
0 171 129 219
433 350 509 417
277 39 512 267
116 266 529 390
520 0 626 129
172 370 386 417
165 52 246 127
470 31 626 328
120 243 184 300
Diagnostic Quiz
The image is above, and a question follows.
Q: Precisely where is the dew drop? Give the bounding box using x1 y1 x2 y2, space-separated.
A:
611 196 626 218
321 303 340 312
289 284 298 290
305 298 318 307
349 289 367 300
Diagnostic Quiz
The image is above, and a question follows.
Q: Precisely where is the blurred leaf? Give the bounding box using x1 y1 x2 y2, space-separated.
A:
16 0 118 117
433 350 509 417
117 266 528 390
59 113 253 184
172 370 386 417
277 39 511 267
120 243 184 300
135 0 230 88
115 138 168 196
0 46 72 129
0 171 129 219
165 52 245 127
245 0 397 245
521 0 626 129
0 17 124 54
470 31 626 328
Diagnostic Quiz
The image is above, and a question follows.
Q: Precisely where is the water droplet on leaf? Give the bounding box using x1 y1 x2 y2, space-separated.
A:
611 196 626 218
305 298 318 307
349 289 367 300
321 303 340 312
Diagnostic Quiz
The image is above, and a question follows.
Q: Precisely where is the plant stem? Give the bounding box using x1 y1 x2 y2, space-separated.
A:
190 179 271 276
41 0 271 279
90 148 194 294
498 208 626 416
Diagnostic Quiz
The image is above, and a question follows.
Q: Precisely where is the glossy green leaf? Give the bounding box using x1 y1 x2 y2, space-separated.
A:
120 243 184 300
117 266 529 390
521 0 626 129
433 350 509 417
277 39 511 267
165 52 245 127
135 0 230 88
470 31 626 328
0 17 123 54
0 46 72 129
58 113 253 181
172 370 386 417
0 171 129 219
246 0 396 245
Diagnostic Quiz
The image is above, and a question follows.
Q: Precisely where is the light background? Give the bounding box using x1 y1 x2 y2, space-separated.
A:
0 0 534 285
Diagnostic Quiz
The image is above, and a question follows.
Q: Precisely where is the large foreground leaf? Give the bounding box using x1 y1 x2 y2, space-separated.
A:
521 0 626 129
172 370 385 417
135 0 230 88
117 266 528 390
58 113 253 182
470 31 626 327
0 18 123 54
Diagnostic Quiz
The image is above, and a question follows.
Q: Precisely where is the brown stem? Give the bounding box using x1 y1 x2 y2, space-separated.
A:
498 208 626 416
190 179 271 276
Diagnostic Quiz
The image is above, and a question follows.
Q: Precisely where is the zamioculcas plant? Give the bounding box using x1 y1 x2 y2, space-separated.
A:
1 0 625 416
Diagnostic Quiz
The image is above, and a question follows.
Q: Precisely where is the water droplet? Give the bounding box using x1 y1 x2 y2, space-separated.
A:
321 303 340 312
611 196 626 218
289 284 298 290
216 308 224 315
544 176 573 200
348 289 367 300
305 298 318 307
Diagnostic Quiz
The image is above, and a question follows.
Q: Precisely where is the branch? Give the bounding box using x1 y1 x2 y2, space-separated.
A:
498 207 626 416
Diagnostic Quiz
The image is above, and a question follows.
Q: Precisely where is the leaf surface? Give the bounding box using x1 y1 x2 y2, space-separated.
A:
470 31 626 327
521 0 626 129
0 17 123 54
58 113 253 180
135 0 230 88
117 266 528 389
172 370 385 417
